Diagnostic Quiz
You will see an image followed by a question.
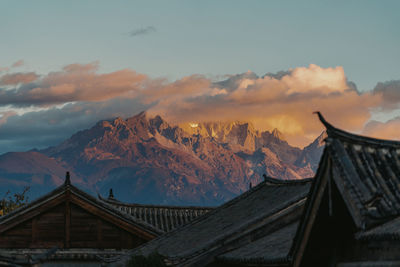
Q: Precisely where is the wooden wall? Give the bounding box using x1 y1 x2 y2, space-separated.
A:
0 202 147 249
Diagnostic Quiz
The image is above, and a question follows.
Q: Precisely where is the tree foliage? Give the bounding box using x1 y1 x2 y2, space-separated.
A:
0 187 30 216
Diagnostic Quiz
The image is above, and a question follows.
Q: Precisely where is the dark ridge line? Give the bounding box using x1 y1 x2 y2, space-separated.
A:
98 194 215 210
263 175 313 185
315 111 400 148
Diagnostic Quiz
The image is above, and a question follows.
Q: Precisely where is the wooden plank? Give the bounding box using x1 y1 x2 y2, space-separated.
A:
0 193 67 234
70 194 156 240
32 217 37 244
97 218 102 247
65 200 70 248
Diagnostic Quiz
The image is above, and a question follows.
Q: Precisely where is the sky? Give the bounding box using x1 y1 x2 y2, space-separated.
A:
1 1 400 154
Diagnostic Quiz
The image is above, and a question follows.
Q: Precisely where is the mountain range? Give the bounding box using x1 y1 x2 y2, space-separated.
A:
0 112 325 205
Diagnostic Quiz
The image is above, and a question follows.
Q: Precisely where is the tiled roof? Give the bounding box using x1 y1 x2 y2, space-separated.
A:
124 177 312 266
217 222 298 265
316 112 400 229
0 175 163 237
99 195 214 233
0 248 128 265
355 215 400 241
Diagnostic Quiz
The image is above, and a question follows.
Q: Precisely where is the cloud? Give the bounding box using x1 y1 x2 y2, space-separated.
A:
373 80 400 110
142 75 211 104
0 63 395 152
362 117 400 141
0 111 17 126
0 72 39 85
11 60 24 68
147 65 381 147
129 26 156 37
0 62 146 107
0 98 150 154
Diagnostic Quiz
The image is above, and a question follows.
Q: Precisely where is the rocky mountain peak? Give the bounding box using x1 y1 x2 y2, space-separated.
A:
294 131 326 172
315 131 328 147
271 128 285 141
12 111 325 205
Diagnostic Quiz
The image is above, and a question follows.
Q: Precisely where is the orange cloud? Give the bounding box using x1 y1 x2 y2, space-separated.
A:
0 72 39 85
11 60 24 68
0 63 391 148
0 63 147 106
362 118 400 141
147 65 382 147
0 111 17 126
283 64 348 94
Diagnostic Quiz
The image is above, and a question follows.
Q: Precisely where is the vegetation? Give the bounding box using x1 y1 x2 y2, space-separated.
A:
0 187 30 216
126 252 166 267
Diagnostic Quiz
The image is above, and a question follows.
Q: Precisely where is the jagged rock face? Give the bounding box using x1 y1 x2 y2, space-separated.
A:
0 112 324 205
294 131 326 172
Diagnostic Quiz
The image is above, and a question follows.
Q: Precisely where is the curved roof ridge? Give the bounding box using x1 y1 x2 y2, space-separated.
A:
0 183 66 223
315 112 400 148
0 177 163 237
263 175 313 185
97 194 215 210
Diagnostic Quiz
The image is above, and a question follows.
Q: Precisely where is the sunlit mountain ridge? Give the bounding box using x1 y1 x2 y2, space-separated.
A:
0 112 324 205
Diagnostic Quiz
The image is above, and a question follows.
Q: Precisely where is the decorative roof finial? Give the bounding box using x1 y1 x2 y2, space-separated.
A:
263 174 267 181
108 188 114 199
313 111 335 131
65 171 71 185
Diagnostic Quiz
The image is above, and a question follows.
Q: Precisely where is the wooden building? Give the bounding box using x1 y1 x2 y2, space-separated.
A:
121 113 400 267
0 173 213 266
290 113 400 267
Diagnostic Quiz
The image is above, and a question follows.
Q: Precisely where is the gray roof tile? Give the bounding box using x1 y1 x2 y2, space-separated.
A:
99 196 214 233
217 222 298 264
128 178 311 265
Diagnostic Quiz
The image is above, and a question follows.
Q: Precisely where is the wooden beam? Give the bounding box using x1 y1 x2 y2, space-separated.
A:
292 157 330 267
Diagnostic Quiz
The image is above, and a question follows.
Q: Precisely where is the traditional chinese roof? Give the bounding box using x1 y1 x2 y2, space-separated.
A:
99 192 214 233
316 112 400 229
0 173 162 242
122 177 312 266
217 222 299 266
355 215 400 241
291 112 400 267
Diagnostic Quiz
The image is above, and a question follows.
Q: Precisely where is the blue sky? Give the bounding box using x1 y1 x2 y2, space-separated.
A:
1 1 399 91
1 1 400 153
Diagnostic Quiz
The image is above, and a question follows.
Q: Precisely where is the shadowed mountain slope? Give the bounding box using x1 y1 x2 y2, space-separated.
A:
0 112 323 205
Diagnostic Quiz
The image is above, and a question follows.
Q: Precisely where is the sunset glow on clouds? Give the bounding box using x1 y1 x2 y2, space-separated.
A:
1 62 400 152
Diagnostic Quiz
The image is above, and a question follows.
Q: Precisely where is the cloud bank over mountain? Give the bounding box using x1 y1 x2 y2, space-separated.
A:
0 62 399 154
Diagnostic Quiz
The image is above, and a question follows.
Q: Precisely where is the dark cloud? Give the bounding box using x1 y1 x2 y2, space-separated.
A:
373 80 400 109
0 99 151 155
262 70 292 80
129 26 156 37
